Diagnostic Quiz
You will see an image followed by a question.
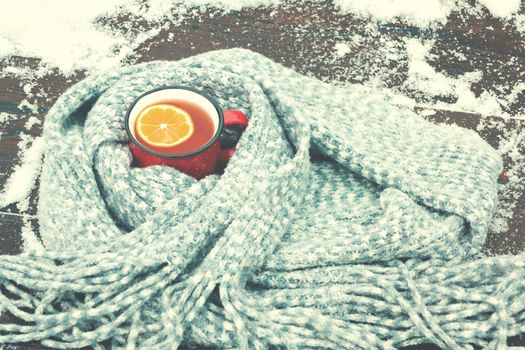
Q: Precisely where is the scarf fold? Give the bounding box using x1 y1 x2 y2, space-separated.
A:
1 49 522 350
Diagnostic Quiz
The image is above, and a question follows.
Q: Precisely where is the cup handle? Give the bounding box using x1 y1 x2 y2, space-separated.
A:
218 110 249 167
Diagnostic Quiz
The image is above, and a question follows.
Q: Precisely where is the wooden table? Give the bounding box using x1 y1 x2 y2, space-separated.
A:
0 2 523 349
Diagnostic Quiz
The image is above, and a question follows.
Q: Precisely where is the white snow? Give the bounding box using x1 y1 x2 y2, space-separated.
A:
0 112 16 142
331 0 521 24
403 39 456 98
0 137 45 210
21 216 44 252
0 36 14 58
333 0 450 25
334 42 351 57
0 344 20 350
0 0 522 77
25 116 42 130
0 0 140 75
0 0 282 76
23 83 35 97
505 83 525 106
478 0 520 18
0 112 16 124
516 14 525 32
401 39 504 117
18 99 39 114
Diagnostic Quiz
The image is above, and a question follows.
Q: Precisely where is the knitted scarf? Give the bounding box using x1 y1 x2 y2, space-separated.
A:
0 49 524 350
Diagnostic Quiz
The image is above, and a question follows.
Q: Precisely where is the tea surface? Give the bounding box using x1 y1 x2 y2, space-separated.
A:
135 99 216 154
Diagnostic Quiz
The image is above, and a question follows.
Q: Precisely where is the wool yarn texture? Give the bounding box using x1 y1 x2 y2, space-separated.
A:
0 49 524 350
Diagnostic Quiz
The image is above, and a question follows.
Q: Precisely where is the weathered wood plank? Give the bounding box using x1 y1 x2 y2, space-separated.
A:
0 213 24 255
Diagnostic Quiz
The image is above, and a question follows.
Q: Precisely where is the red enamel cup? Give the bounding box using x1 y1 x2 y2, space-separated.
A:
125 86 248 179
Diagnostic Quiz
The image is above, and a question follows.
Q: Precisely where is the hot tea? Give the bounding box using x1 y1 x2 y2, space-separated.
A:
134 99 216 155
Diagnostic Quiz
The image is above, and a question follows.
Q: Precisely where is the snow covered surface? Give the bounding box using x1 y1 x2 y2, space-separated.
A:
0 0 136 74
332 0 522 25
333 0 450 25
0 0 523 76
0 0 523 253
334 42 352 57
479 0 521 18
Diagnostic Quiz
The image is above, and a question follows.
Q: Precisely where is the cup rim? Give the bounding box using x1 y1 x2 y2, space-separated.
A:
125 85 224 159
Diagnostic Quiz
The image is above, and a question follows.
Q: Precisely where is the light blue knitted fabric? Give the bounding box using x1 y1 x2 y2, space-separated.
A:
0 49 524 349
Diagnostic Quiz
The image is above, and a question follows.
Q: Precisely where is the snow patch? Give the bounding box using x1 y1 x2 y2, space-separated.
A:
0 0 139 75
332 0 451 26
404 39 456 98
402 39 504 117
516 14 525 32
18 99 39 114
25 116 42 130
0 112 16 124
21 216 44 253
479 0 520 18
334 42 351 57
0 0 282 76
0 137 45 210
